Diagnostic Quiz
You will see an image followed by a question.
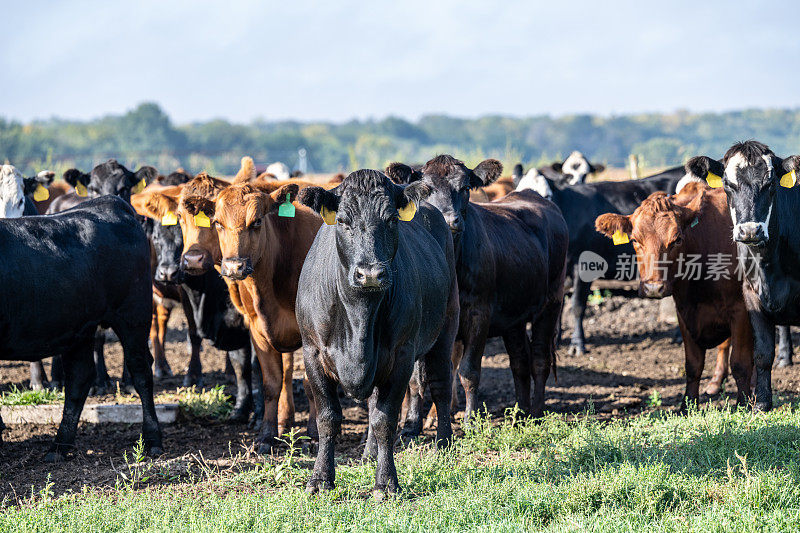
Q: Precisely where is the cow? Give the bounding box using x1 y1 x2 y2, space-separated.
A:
295 169 458 497
596 183 753 407
0 165 53 218
540 151 606 186
387 155 569 422
685 140 800 411
212 174 322 452
133 183 257 421
0 196 162 460
517 166 687 356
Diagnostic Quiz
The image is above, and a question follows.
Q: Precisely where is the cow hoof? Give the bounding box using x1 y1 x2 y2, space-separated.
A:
90 381 115 396
257 442 273 455
703 384 722 396
47 381 64 391
306 478 334 494
147 446 164 457
228 407 250 423
568 344 585 356
44 450 68 463
182 375 204 388
301 441 318 456
153 365 173 380
775 358 793 369
373 482 400 501
30 381 45 391
753 401 773 412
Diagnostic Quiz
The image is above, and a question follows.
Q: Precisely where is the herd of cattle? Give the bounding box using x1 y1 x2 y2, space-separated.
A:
1 139 799 494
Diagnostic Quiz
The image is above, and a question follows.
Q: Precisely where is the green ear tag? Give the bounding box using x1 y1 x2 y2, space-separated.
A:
691 217 699 228
278 193 295 218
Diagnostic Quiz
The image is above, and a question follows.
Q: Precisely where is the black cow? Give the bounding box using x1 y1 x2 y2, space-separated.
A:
388 156 569 421
539 151 607 186
296 170 459 496
134 184 259 422
0 196 162 459
32 160 158 392
686 141 800 411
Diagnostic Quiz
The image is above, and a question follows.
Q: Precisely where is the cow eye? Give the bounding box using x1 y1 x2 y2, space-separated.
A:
251 218 262 229
672 236 683 247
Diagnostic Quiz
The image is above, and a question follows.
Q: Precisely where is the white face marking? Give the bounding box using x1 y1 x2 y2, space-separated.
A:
516 168 552 199
562 151 591 185
724 152 751 186
0 164 26 218
265 161 290 181
675 173 704 194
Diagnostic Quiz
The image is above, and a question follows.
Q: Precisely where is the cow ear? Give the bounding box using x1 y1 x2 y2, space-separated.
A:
686 156 724 188
780 156 800 188
298 186 340 225
470 159 503 188
36 170 55 186
268 183 301 214
595 213 632 239
386 163 419 184
551 162 563 173
133 191 178 221
591 163 605 174
234 156 257 184
22 177 39 196
132 166 158 187
63 168 89 188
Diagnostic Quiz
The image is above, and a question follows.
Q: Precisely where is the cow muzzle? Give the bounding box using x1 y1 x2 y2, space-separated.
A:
155 264 184 284
733 222 768 247
181 250 210 275
640 282 667 299
221 257 254 280
352 264 389 290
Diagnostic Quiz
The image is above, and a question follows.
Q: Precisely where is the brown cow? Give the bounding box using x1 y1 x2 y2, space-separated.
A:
473 176 515 202
32 180 70 214
595 183 753 407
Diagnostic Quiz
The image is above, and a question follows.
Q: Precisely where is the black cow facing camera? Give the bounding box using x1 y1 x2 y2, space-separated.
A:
296 169 459 497
0 196 163 460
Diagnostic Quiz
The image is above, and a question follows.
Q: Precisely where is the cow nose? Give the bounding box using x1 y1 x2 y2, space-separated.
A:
182 250 207 273
155 265 182 284
641 282 665 299
221 257 253 280
444 215 463 234
353 264 388 289
734 223 766 245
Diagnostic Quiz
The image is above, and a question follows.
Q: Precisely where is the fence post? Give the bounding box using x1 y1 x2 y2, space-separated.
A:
629 154 639 180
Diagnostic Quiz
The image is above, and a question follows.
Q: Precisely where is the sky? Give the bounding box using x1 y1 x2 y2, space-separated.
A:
3 0 800 124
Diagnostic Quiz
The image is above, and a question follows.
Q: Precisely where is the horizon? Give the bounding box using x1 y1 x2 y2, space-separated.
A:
4 1 800 124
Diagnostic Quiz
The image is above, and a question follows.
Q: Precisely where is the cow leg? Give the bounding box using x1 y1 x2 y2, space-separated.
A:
91 331 114 395
704 339 730 396
304 349 342 493
0 411 4 444
530 299 562 419
30 361 48 390
45 339 95 462
250 343 264 430
50 356 65 390
304 373 318 441
181 330 203 388
400 364 424 439
730 314 755 407
152 304 173 380
458 317 490 423
277 352 295 437
568 274 592 356
252 342 283 453
749 310 776 411
370 362 413 498
227 346 253 422
776 326 793 368
424 339 463 430
115 324 163 456
678 318 704 411
424 300 457 448
503 325 532 415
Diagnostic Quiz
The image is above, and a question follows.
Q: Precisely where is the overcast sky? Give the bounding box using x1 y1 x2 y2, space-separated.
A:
3 1 799 124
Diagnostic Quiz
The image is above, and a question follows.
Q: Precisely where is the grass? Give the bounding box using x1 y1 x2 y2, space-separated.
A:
114 384 233 420
0 385 64 406
4 402 800 531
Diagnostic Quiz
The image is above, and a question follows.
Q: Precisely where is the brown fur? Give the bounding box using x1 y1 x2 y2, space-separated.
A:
233 156 257 184
33 181 70 214
478 176 515 202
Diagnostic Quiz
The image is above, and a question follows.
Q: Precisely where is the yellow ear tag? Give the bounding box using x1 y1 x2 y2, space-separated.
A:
320 205 337 225
132 178 147 194
780 169 797 188
398 200 416 222
612 230 630 245
33 184 49 202
161 211 178 226
194 211 211 228
75 182 88 197
706 172 723 188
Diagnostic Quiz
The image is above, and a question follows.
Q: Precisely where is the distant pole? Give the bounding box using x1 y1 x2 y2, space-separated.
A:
298 147 308 174
629 154 639 180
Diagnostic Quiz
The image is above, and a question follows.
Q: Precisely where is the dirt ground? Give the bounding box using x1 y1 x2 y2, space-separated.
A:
2 294 800 499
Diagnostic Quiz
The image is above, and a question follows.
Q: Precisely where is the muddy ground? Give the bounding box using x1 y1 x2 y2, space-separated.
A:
2 294 800 499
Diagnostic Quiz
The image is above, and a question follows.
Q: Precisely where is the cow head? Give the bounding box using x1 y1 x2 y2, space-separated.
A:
551 151 605 186
177 172 230 275
299 169 431 292
516 168 554 200
686 141 800 248
387 155 502 239
21 171 55 197
0 165 28 218
67 159 158 203
595 187 706 298
214 182 302 281
132 185 186 283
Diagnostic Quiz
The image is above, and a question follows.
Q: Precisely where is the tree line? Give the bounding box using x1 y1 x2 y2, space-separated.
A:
3 102 800 177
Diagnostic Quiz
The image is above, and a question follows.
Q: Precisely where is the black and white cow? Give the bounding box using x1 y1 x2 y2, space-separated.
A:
0 165 53 218
686 141 800 411
539 151 606 186
296 170 459 496
0 196 162 460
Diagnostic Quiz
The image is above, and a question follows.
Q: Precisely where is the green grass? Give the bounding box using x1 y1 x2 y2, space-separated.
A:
5 404 800 531
115 384 233 420
0 385 64 406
